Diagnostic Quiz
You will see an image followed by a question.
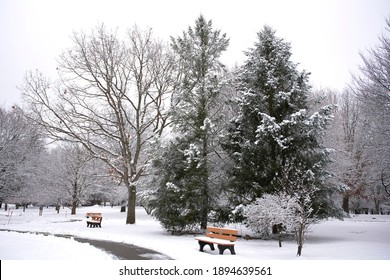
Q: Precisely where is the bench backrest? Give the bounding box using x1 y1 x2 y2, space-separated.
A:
86 212 102 218
206 226 238 242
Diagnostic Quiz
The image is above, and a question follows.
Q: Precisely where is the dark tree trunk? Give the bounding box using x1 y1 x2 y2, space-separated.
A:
71 201 77 215
296 225 304 257
297 244 303 257
71 182 78 215
200 127 209 230
342 195 350 213
126 184 136 224
272 224 283 247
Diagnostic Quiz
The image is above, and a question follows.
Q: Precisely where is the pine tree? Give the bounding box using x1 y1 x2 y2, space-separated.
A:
148 139 205 233
150 15 229 232
223 26 341 223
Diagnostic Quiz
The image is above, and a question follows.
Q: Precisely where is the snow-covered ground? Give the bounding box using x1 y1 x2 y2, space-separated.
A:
1 205 389 260
1 205 389 280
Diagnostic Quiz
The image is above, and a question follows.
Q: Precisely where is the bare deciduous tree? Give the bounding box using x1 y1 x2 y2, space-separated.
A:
50 144 96 215
352 17 390 209
337 90 368 213
0 106 44 208
20 24 175 224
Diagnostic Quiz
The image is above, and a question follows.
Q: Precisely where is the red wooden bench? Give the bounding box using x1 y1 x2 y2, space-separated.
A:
195 226 238 255
86 212 102 228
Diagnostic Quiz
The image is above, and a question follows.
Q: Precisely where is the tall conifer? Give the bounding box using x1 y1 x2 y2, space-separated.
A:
224 26 340 220
151 15 229 232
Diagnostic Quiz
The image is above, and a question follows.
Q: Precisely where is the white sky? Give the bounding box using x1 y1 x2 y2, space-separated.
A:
0 0 389 107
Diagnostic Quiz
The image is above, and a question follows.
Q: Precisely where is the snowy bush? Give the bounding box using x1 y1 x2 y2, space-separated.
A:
243 190 319 255
138 189 157 215
243 193 298 239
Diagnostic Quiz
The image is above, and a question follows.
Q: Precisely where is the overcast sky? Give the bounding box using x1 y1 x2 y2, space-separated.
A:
0 0 389 108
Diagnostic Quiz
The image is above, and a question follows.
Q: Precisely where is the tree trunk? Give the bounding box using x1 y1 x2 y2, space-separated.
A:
272 224 283 247
71 182 78 215
200 163 209 230
200 126 209 230
297 243 303 257
200 192 208 230
126 184 136 224
71 200 77 215
342 195 350 213
373 198 380 214
296 225 304 257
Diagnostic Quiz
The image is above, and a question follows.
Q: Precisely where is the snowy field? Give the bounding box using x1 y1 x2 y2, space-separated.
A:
1 205 389 280
1 205 389 260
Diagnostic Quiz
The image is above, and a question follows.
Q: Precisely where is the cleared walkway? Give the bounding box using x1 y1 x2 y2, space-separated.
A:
0 229 172 260
73 237 172 260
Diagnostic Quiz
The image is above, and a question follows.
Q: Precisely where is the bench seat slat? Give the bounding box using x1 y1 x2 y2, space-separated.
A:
195 236 235 246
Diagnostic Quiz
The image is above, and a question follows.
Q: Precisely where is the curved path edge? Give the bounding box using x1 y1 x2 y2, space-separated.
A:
0 229 173 260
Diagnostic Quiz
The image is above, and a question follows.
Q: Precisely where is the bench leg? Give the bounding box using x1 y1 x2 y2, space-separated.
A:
217 245 236 255
198 241 215 252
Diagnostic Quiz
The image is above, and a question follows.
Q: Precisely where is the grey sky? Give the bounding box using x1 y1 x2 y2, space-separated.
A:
0 0 389 108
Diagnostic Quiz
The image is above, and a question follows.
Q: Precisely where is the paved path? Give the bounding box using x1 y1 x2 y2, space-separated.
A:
73 237 172 260
0 229 172 260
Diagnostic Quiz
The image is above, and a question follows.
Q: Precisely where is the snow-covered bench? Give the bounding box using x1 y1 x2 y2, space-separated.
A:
195 226 238 255
86 213 102 228
86 212 102 218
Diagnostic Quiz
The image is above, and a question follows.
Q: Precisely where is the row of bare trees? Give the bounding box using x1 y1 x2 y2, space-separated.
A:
0 106 124 211
0 106 44 208
322 18 390 214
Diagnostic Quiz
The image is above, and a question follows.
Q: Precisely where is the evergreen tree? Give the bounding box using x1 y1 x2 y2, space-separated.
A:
150 15 229 232
223 26 341 221
148 139 205 233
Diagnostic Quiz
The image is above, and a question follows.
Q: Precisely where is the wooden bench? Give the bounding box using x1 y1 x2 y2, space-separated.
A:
86 212 102 218
195 226 238 255
86 213 102 228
